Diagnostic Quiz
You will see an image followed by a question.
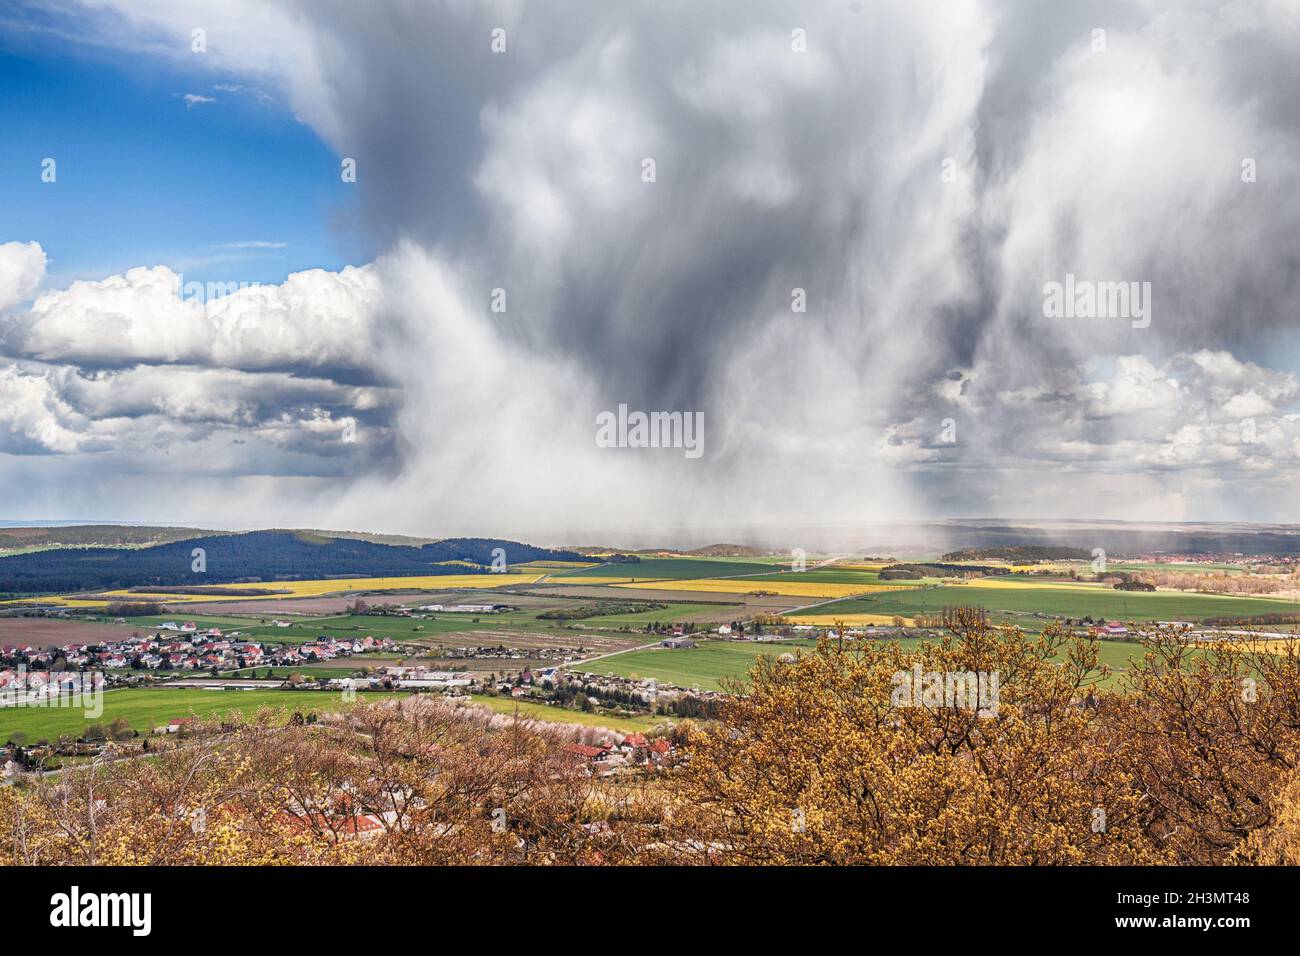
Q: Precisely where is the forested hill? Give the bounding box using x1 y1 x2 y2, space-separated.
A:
0 525 216 549
0 531 581 593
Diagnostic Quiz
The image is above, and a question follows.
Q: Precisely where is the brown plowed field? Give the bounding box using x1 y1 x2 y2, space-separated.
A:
0 617 127 648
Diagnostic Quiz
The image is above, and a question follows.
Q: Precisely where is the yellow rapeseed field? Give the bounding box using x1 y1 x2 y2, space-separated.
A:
1219 637 1300 656
4 573 546 608
956 578 1114 592
786 613 916 626
132 573 545 600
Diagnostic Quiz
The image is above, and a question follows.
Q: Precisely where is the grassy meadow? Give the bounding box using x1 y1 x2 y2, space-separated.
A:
572 635 1189 693
554 558 775 581
571 640 817 692
467 694 663 732
0 687 397 743
796 580 1300 622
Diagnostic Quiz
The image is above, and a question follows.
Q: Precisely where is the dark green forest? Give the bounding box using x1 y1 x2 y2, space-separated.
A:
0 531 580 593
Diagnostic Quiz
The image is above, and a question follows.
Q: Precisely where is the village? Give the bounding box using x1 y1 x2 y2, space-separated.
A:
1 619 397 678
0 613 699 784
0 602 1232 791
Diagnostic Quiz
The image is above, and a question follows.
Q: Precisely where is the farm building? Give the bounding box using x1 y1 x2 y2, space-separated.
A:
660 637 696 649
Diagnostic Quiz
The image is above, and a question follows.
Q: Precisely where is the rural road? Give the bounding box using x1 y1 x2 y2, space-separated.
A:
786 594 859 615
562 640 663 672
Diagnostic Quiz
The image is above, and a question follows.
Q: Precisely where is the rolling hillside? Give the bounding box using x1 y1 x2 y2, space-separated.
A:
0 531 580 593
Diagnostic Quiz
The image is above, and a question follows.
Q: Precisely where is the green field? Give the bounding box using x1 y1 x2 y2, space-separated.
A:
468 694 662 732
743 569 937 585
556 558 776 580
797 582 1300 622
0 682 666 743
120 611 512 644
0 687 398 743
220 665 370 679
706 555 797 565
573 636 1186 694
95 601 740 648
893 635 1164 683
571 640 818 692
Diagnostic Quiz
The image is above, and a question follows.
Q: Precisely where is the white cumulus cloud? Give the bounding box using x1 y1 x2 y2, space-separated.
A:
0 241 47 312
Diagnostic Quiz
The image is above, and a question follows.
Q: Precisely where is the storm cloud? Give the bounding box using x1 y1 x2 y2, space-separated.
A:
3 0 1300 539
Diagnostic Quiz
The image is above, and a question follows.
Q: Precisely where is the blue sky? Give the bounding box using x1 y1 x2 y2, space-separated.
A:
0 28 368 289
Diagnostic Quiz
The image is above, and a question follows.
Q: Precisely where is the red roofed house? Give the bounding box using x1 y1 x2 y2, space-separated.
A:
279 812 385 840
563 743 607 761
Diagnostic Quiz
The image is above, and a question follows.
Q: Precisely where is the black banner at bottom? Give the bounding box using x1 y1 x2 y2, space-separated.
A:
0 865 1274 942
